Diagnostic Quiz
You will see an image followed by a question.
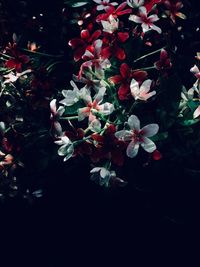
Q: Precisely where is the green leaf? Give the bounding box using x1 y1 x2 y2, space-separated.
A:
64 0 89 7
180 118 200 126
187 100 199 111
64 101 83 115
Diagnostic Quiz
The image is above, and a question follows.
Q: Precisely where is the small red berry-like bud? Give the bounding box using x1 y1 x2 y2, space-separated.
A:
152 150 162 160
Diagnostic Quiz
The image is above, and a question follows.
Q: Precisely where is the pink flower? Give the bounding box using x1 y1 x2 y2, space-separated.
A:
163 0 186 24
193 106 200 119
101 15 119 34
68 29 101 62
78 87 114 131
93 0 118 11
115 115 159 157
190 65 200 80
101 31 129 61
109 63 147 100
129 6 162 34
144 0 161 13
130 79 156 101
154 49 172 70
79 39 111 78
50 99 65 137
127 0 144 8
4 43 30 72
96 1 132 22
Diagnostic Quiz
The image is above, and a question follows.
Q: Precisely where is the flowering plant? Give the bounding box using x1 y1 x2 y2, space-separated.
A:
0 0 199 199
52 0 196 187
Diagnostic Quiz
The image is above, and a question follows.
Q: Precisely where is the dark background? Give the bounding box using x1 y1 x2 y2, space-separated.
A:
0 0 200 266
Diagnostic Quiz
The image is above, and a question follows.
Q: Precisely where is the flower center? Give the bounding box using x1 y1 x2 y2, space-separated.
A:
132 130 144 142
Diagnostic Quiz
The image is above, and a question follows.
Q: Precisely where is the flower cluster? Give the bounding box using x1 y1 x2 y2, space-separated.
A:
52 0 187 187
1 0 199 198
179 54 200 121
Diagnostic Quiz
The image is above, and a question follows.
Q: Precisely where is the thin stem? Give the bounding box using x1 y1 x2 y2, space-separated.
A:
60 116 79 120
21 48 63 58
0 52 14 59
128 100 139 114
134 47 166 64
136 66 156 71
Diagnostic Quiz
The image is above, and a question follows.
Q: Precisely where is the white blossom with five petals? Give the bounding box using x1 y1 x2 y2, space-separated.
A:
129 7 162 34
115 115 159 158
130 78 156 101
90 167 116 186
127 0 144 8
78 87 114 131
101 15 119 34
93 0 118 11
59 80 87 107
55 136 74 162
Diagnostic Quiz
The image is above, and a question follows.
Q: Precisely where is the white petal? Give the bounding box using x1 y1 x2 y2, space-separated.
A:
139 6 147 16
126 141 139 158
55 136 71 145
63 145 74 161
53 121 63 136
139 90 156 101
90 167 101 173
141 124 159 137
141 137 156 153
57 106 65 116
115 130 132 141
94 39 102 56
150 24 162 34
130 78 140 98
140 79 152 94
190 65 200 74
129 15 142 23
193 106 200 119
78 107 90 121
95 87 106 103
58 144 69 156
50 99 57 114
190 87 196 97
97 5 105 10
100 168 110 179
82 50 94 60
128 115 140 130
93 0 101 3
148 15 159 22
111 2 118 6
89 119 101 132
70 80 79 91
141 23 150 33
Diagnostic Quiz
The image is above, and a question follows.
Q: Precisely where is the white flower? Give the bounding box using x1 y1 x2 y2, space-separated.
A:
181 87 194 102
73 69 104 92
78 87 114 131
130 79 156 101
50 99 65 137
190 65 200 79
101 15 119 34
127 0 144 8
3 69 32 85
80 39 111 79
115 115 159 158
59 80 86 106
93 0 118 11
129 7 162 34
90 166 116 186
55 136 74 161
193 106 200 119
179 84 200 119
